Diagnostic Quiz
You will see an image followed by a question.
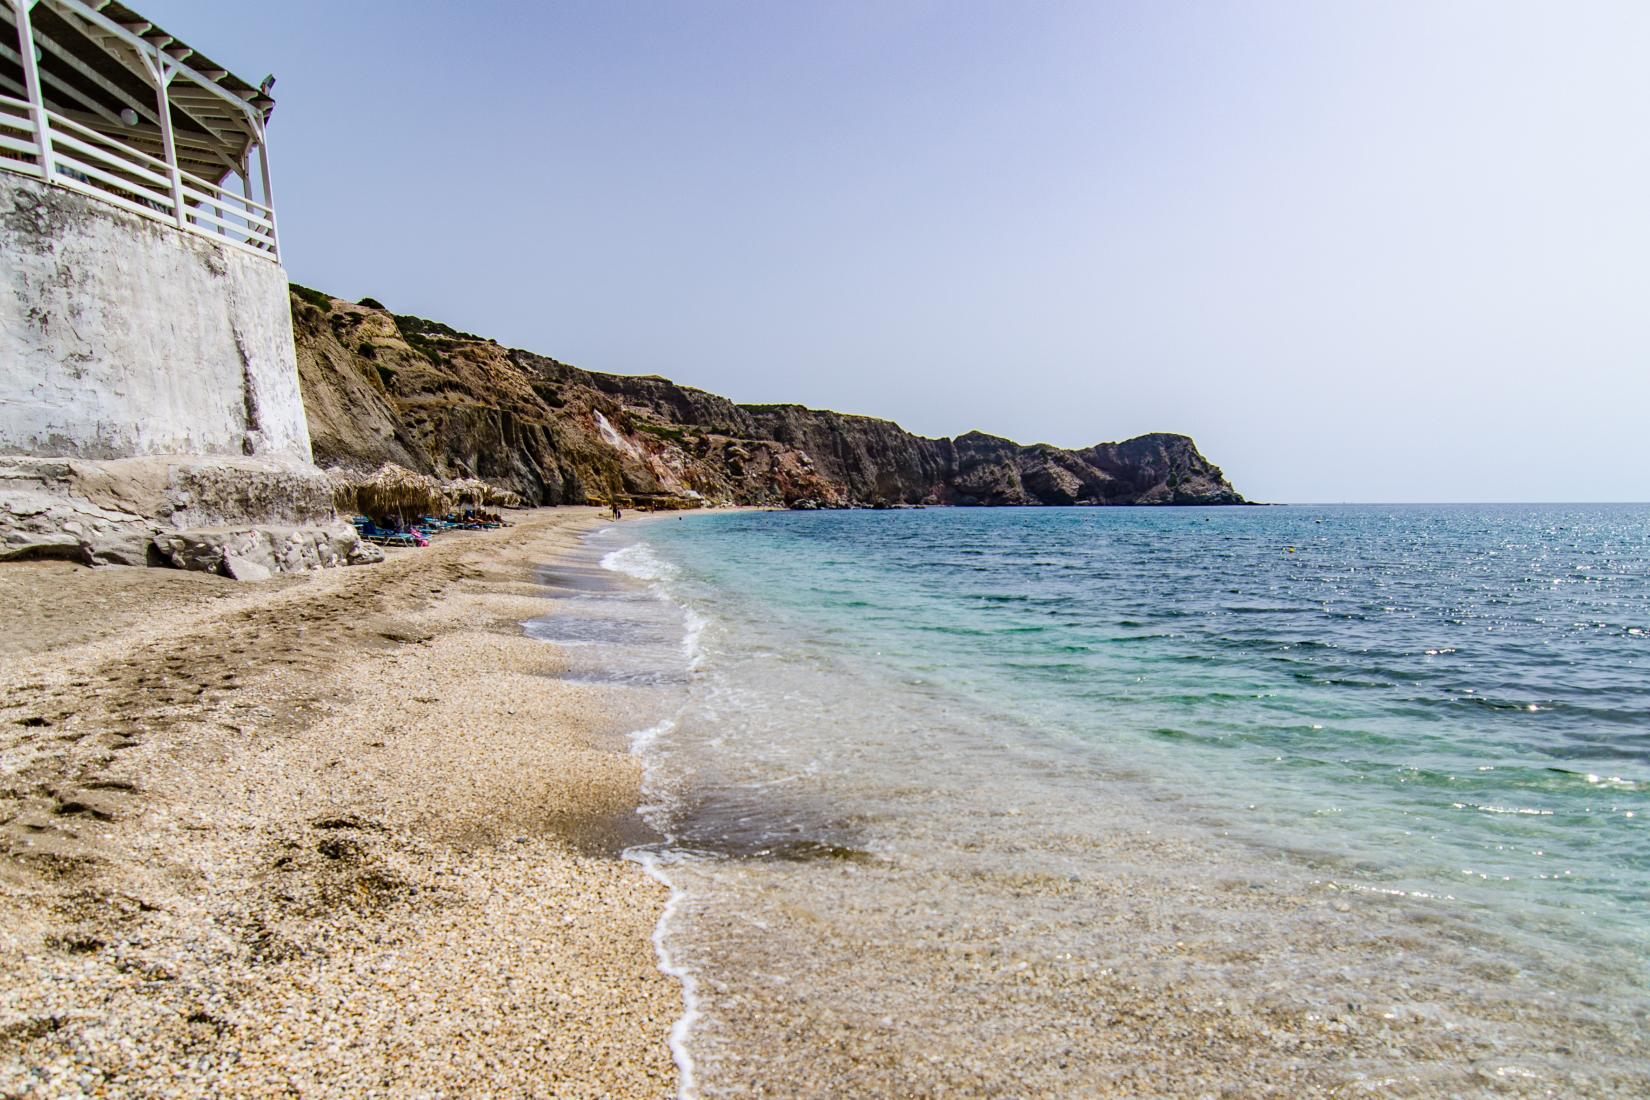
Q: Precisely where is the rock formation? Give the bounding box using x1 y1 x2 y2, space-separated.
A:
0 455 380 569
293 288 1245 509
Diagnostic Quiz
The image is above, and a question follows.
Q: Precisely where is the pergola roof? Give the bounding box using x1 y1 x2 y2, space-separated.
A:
0 0 274 184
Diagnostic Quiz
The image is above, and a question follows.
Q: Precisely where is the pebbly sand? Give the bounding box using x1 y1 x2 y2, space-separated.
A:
0 507 679 1098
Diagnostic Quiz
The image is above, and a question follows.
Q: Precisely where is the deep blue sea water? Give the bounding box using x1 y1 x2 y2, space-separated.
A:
570 504 1650 1096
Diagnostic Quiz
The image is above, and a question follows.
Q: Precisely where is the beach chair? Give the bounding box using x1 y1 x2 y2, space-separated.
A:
358 520 417 547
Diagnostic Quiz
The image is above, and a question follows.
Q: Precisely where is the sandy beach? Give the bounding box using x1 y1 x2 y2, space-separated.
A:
0 508 678 1098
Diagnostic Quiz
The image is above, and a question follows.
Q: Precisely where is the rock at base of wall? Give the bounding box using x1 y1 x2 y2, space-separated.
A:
0 461 153 565
0 453 378 576
153 523 383 579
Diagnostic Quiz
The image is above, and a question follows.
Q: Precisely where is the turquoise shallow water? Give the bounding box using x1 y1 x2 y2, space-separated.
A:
580 504 1650 1096
640 505 1647 946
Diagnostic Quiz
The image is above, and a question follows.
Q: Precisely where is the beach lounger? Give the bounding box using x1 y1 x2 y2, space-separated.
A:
357 520 418 547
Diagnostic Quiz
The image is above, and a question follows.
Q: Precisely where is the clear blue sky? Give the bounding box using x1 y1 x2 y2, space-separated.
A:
141 1 1648 502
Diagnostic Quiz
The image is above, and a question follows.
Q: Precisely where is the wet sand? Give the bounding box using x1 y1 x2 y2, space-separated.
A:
0 508 679 1098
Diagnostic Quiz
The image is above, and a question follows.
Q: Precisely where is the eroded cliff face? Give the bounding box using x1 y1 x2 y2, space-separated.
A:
290 287 1244 508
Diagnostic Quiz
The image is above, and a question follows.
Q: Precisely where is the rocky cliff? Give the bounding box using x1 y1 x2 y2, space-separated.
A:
290 286 1244 508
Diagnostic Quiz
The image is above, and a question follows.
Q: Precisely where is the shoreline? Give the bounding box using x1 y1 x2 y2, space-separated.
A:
587 506 1650 1098
0 507 679 1097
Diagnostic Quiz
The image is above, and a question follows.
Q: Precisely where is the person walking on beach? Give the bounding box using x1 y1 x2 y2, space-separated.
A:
610 500 622 520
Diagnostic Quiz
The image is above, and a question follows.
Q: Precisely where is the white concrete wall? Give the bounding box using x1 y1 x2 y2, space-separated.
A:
0 171 313 461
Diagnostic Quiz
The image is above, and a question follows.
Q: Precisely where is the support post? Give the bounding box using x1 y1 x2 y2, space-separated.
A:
234 160 250 244
141 50 186 228
254 120 279 259
13 0 53 180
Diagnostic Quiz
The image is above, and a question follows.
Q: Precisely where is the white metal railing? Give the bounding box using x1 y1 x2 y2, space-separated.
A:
0 103 279 264
0 92 37 168
3 0 281 262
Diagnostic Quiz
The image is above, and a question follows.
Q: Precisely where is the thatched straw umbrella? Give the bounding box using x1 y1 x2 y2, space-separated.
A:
447 477 523 511
354 464 451 525
482 484 523 508
325 467 363 516
447 477 487 507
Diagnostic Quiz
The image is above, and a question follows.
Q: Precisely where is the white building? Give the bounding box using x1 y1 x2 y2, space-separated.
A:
0 0 367 573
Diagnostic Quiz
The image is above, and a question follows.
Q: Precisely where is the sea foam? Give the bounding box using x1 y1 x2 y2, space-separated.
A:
598 542 705 1100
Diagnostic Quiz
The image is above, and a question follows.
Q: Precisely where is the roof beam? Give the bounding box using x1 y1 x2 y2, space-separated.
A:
46 0 258 123
27 18 160 126
37 13 252 149
0 35 122 124
167 85 254 141
81 31 234 142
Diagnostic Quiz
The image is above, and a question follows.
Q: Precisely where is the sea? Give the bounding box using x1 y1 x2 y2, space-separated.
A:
529 504 1649 1098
